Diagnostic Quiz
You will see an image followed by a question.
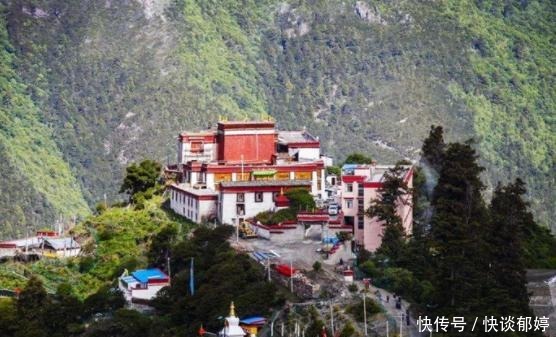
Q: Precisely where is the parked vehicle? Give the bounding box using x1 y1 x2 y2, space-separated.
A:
328 203 339 215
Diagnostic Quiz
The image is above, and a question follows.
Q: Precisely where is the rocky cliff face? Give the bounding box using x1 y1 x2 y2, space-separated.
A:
0 0 553 236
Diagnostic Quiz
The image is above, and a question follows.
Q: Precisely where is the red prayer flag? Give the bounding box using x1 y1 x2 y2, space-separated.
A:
198 325 206 336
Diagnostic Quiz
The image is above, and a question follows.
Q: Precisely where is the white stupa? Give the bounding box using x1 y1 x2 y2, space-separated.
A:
219 302 246 337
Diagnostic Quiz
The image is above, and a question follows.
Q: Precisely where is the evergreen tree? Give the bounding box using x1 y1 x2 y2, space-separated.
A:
366 165 412 264
486 179 541 334
421 125 445 173
429 142 489 320
16 276 50 337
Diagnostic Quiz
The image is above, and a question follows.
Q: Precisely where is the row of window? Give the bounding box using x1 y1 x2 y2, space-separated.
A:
171 190 199 209
236 192 280 203
183 207 197 221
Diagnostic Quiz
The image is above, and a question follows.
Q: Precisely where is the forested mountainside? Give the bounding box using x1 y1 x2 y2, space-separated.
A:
0 0 553 237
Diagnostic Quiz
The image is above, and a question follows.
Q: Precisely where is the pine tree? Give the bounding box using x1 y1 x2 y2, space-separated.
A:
367 165 412 264
421 125 445 173
429 142 489 319
486 179 542 333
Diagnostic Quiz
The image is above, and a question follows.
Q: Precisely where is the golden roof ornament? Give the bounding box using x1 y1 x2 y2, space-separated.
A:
229 301 236 317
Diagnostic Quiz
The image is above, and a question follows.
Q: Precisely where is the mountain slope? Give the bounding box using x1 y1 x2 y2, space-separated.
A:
1 0 554 231
0 10 89 239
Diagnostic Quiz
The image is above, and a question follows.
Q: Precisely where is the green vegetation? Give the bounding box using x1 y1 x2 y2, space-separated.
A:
254 188 315 225
312 261 322 272
345 297 383 322
443 0 555 226
0 8 89 239
0 0 553 238
152 226 283 336
360 126 555 329
0 195 195 299
285 188 316 212
366 165 411 264
254 208 296 226
343 153 374 165
119 159 163 208
0 223 283 337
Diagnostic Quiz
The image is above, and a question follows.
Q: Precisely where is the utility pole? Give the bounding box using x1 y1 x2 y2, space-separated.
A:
400 314 403 337
267 256 271 282
236 217 239 243
167 256 172 286
330 302 334 334
363 292 368 336
290 259 294 293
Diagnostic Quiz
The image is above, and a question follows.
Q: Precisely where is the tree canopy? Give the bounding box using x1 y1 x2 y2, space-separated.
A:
119 160 162 201
343 153 373 165
285 188 316 212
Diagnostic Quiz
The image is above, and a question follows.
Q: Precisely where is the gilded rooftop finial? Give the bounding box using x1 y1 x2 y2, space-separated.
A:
229 301 236 317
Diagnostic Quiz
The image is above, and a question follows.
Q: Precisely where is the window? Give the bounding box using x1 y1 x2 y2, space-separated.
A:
237 193 245 202
346 200 353 209
358 185 364 197
255 192 263 202
237 204 245 216
190 141 203 153
344 216 354 226
272 192 279 201
346 183 353 192
357 216 364 229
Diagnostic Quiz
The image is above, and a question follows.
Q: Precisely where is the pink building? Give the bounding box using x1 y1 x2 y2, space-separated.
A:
340 164 413 252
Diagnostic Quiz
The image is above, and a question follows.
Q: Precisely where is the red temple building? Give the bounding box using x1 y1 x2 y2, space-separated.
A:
169 121 327 225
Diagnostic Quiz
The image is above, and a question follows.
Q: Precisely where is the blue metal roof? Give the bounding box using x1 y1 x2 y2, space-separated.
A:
131 268 168 283
240 315 266 325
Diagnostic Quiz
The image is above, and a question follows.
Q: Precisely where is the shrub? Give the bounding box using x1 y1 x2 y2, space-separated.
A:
79 256 96 273
359 261 378 277
379 267 415 296
336 231 352 242
285 188 316 212
339 322 355 337
95 202 107 214
347 284 358 293
254 211 273 225
346 297 382 321
313 261 322 272
271 208 296 224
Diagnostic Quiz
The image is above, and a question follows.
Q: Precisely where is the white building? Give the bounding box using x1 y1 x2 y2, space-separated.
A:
170 184 218 223
218 180 312 225
119 268 170 303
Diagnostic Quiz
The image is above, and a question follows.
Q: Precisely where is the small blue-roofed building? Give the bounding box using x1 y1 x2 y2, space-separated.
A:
118 268 170 303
